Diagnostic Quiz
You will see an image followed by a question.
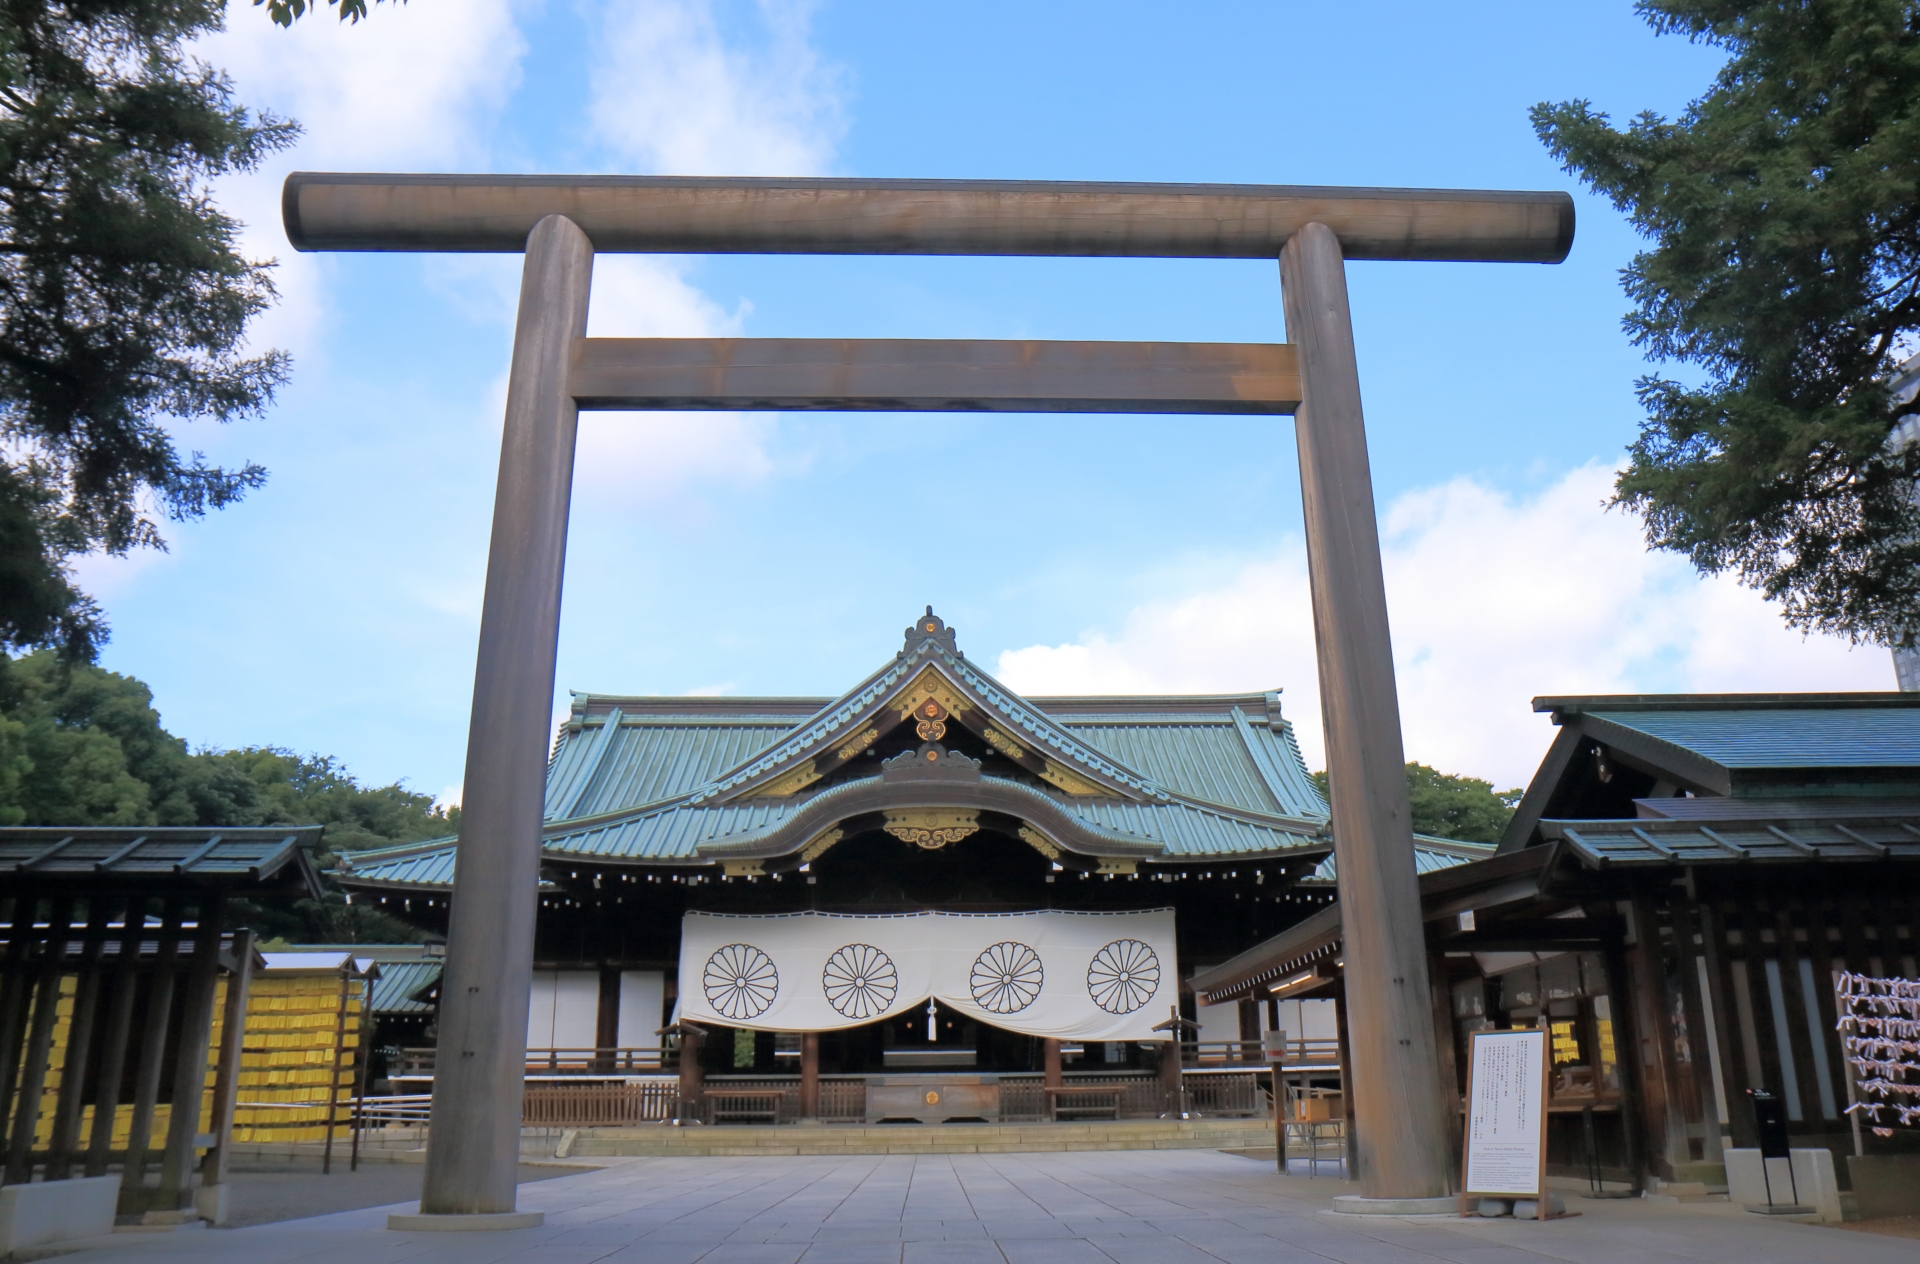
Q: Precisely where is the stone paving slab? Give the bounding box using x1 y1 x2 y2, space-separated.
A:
31 1150 1920 1264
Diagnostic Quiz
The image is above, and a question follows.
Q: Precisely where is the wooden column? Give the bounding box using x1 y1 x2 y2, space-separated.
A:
1427 951 1463 1189
1624 895 1682 1176
201 929 255 1192
1333 987 1358 1176
1281 222 1451 1199
1160 1039 1183 1115
4 898 74 1184
664 1021 706 1123
1043 1038 1063 1087
45 897 115 1180
1238 999 1261 1063
86 895 154 1178
1599 939 1651 1190
123 903 186 1198
420 212 593 1219
799 1032 819 1120
158 902 225 1206
0 890 43 1169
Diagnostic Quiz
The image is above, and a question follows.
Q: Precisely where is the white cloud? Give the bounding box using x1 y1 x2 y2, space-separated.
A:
205 0 525 170
577 256 774 497
995 464 1893 788
196 0 530 357
589 0 846 175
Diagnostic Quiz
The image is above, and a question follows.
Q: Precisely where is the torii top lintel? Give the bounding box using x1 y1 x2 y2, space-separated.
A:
281 173 1574 263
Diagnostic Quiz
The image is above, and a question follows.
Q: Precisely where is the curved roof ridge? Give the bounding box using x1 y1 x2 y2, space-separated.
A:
688 619 1167 805
339 834 458 864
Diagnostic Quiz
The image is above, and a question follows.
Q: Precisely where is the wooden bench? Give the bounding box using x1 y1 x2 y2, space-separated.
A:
1043 1085 1123 1122
706 1087 786 1125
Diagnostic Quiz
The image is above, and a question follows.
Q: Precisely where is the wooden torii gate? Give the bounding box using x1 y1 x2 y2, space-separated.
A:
283 175 1573 1226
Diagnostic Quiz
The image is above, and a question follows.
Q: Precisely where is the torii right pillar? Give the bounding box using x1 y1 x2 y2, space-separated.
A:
1281 222 1453 1205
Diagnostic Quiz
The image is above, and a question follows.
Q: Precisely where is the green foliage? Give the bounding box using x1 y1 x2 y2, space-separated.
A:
0 0 297 660
1311 763 1523 845
0 651 455 939
254 0 402 25
1533 1 1920 646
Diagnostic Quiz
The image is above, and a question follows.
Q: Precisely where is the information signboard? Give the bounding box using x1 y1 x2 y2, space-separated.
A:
1461 1028 1549 1201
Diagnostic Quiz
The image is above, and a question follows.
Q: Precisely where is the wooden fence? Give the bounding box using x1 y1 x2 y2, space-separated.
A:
501 1071 1266 1127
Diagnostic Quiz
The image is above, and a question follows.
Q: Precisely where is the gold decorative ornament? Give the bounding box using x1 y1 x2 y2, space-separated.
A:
721 859 764 877
799 828 844 863
835 729 880 761
981 726 1027 761
896 667 968 726
1094 858 1138 876
750 763 822 798
1040 761 1103 797
1016 825 1061 860
883 809 979 850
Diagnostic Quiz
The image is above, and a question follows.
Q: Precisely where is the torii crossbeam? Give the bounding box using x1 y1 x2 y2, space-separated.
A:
282 174 1573 1225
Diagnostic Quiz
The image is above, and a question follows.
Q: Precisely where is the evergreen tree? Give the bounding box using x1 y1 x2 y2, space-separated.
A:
0 0 296 659
0 651 455 940
1312 763 1523 845
1535 1 1920 645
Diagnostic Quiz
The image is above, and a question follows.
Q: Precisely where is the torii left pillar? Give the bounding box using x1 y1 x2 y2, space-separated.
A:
395 213 593 1229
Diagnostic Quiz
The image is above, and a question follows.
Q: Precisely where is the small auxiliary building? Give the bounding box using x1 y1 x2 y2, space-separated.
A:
337 610 1485 1112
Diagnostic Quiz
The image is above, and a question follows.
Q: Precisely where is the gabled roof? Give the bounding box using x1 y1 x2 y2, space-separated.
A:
1500 693 1920 852
0 826 323 896
369 958 442 1013
1189 845 1552 1005
339 609 1337 894
686 609 1171 805
1540 693 1920 771
1540 814 1920 867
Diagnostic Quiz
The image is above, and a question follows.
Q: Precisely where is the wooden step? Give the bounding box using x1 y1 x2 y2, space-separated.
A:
570 1118 1277 1157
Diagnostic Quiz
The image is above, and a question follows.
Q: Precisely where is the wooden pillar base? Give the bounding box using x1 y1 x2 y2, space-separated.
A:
799 1032 820 1120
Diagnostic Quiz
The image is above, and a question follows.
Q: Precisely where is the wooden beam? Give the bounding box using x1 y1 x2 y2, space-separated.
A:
282 174 1575 263
569 338 1300 415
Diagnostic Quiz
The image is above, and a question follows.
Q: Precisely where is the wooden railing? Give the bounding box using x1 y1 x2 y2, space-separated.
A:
488 1071 1268 1127
394 1040 1339 1078
522 1080 680 1125
1185 1038 1340 1066
395 1047 672 1077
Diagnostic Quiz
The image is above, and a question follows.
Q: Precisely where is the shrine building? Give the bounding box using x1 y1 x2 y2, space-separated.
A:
335 609 1487 1103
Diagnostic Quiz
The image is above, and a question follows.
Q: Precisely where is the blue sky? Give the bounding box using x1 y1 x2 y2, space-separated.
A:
75 0 1890 800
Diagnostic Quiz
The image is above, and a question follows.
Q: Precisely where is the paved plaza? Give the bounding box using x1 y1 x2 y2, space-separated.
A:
37 1149 1918 1264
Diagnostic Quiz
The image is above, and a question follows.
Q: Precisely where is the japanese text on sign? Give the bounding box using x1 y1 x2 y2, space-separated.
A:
1463 1028 1546 1197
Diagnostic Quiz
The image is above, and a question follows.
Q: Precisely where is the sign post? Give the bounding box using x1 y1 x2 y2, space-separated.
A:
1460 1029 1554 1217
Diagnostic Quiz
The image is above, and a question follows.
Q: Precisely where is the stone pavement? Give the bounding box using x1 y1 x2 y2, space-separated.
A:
41 1149 1919 1264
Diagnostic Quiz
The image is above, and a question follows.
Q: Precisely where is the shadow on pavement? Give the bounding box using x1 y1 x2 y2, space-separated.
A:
217 1159 588 1228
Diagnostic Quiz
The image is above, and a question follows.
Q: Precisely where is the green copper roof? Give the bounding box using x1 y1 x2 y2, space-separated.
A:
1585 708 1920 769
1305 836 1495 882
340 610 1339 894
544 707 807 820
681 624 1174 805
368 958 442 1014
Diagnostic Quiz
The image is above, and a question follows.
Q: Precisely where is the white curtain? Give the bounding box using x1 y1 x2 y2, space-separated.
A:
527 970 599 1048
677 909 1178 1041
616 971 666 1048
